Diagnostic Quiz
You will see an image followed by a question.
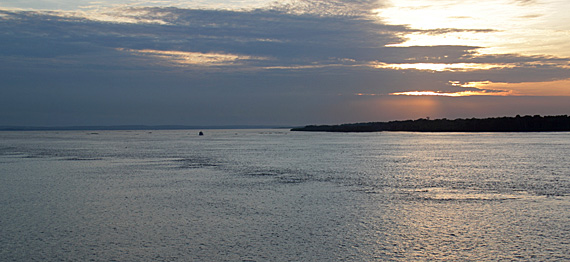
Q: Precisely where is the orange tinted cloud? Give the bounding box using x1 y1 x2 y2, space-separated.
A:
390 79 570 97
483 79 570 96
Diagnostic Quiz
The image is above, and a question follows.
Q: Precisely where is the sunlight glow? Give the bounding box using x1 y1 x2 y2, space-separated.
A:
61 7 174 25
390 80 513 97
376 0 570 57
390 78 570 97
376 0 534 31
471 79 570 96
371 62 515 72
390 90 511 97
118 48 266 66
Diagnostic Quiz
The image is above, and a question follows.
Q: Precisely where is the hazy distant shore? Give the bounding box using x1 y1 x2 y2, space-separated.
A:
291 115 570 132
0 125 288 131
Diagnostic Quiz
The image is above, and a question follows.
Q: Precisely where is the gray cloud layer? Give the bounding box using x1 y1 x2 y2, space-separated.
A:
1 4 569 126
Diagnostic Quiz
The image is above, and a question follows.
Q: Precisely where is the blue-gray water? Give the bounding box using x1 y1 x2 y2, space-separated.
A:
1 130 569 261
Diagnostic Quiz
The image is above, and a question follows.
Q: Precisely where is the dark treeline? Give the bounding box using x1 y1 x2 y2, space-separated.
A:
291 115 570 132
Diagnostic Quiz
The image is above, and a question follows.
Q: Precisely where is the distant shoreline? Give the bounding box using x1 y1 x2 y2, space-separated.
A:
291 115 570 132
0 125 289 131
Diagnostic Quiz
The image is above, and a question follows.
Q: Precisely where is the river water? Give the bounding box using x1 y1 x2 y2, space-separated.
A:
1 130 569 261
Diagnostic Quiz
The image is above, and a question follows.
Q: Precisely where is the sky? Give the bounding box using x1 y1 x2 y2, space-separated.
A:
1 0 569 126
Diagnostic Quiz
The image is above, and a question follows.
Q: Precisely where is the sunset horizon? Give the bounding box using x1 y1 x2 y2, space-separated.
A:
1 2 569 259
1 0 568 126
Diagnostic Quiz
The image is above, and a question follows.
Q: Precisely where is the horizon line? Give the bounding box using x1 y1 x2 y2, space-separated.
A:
0 124 293 131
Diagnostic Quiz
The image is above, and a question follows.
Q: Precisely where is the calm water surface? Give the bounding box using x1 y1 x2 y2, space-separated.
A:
1 130 569 261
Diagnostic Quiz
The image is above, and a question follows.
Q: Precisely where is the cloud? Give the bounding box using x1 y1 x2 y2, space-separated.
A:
417 28 498 35
267 0 386 16
1 2 569 126
118 48 269 67
371 62 516 72
390 81 513 97
2 6 567 72
510 0 537 5
0 6 407 69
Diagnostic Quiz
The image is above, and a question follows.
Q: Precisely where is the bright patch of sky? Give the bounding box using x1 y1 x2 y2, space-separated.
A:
377 0 570 57
370 62 516 72
391 78 570 97
119 48 268 67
